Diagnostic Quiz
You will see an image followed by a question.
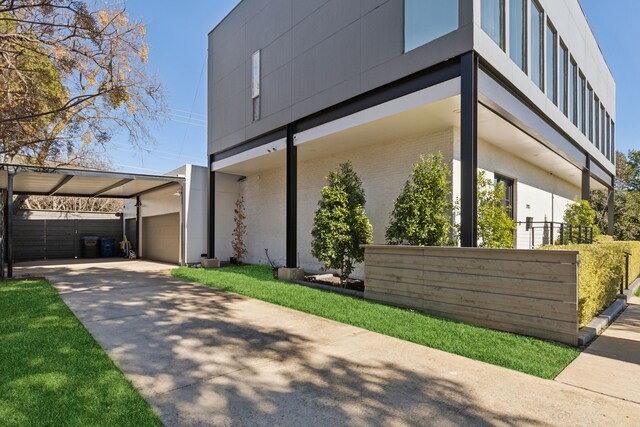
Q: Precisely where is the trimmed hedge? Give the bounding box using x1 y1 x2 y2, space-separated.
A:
546 241 640 326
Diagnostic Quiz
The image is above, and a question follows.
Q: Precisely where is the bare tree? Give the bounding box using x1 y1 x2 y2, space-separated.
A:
0 0 165 165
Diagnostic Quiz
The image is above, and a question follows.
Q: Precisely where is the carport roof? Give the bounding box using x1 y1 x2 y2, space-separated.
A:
0 164 184 198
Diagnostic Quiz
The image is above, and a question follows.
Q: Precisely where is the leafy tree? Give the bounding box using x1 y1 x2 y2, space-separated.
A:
386 153 454 246
477 171 516 248
591 150 640 240
563 197 600 243
0 0 165 165
311 162 372 286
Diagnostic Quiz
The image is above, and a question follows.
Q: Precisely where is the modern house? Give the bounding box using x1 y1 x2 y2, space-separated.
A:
206 0 615 275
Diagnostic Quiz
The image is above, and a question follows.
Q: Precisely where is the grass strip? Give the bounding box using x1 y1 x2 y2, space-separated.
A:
172 265 579 379
0 279 161 427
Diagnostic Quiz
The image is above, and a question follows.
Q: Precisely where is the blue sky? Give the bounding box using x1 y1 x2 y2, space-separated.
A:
110 0 637 174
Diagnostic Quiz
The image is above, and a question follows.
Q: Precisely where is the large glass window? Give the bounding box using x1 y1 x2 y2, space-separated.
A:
405 0 459 52
559 42 568 115
482 0 505 48
601 104 606 154
611 121 616 162
509 0 527 71
546 22 557 104
569 59 577 126
606 114 611 160
587 86 594 143
530 0 544 89
594 96 600 149
578 73 586 134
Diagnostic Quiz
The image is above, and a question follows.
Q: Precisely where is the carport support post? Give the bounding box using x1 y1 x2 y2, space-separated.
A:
286 123 297 269
136 196 141 258
460 52 478 247
6 171 13 278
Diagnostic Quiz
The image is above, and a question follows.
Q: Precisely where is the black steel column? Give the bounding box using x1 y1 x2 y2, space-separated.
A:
607 188 615 236
581 156 591 201
7 172 13 278
207 154 216 259
135 196 141 257
286 123 297 268
460 52 478 247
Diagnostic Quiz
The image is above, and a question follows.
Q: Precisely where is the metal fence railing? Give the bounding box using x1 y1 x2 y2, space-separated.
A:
516 220 595 249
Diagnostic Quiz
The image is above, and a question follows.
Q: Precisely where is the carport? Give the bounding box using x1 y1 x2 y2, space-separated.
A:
0 163 186 278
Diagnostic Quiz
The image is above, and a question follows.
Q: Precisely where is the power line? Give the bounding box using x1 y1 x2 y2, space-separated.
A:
178 56 207 157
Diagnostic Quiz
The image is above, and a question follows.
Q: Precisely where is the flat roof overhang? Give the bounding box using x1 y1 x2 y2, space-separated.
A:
0 164 185 199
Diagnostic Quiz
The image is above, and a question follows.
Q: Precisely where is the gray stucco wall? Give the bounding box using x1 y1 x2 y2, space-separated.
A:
208 0 474 155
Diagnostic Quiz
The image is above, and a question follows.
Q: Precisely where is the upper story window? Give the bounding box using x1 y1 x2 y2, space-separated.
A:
546 21 557 104
509 0 527 72
578 73 586 134
569 58 577 126
606 113 611 160
587 86 594 142
530 0 544 89
594 95 600 149
481 0 505 49
404 0 459 52
559 41 568 114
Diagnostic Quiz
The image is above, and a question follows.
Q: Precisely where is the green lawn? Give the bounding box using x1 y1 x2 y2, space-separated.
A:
636 286 640 297
0 279 161 427
172 265 579 379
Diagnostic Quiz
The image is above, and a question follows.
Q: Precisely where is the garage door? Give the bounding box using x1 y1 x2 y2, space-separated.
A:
142 213 179 264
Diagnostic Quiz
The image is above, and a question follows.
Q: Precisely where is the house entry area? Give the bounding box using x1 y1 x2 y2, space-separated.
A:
0 164 186 278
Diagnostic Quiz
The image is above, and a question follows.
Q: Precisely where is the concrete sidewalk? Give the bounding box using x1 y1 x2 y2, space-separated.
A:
556 295 640 404
16 260 640 426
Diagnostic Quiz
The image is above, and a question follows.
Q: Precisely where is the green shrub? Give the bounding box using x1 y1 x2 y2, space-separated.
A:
311 161 373 286
546 241 640 326
477 171 516 248
386 153 456 246
562 198 600 243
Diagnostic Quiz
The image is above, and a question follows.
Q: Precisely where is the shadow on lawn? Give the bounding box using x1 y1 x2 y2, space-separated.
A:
12 262 548 426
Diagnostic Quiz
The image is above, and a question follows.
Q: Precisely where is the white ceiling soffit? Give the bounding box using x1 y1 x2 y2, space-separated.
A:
212 138 286 174
295 77 461 146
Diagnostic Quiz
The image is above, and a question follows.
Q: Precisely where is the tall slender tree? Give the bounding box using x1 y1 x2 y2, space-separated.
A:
311 162 372 286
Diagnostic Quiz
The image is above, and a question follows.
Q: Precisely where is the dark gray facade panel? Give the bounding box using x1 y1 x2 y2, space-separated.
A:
208 0 474 155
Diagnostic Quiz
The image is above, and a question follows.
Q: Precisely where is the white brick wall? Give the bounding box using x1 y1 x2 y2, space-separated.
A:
234 126 582 273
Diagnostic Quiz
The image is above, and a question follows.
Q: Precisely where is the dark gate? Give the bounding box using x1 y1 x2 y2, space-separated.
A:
13 210 123 261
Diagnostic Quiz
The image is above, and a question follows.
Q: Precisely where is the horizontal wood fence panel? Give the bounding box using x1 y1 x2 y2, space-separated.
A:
13 210 123 262
363 245 579 345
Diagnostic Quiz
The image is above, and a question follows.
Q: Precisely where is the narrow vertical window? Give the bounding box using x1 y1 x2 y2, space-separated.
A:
530 0 544 89
251 50 261 121
579 73 586 134
546 22 557 104
569 59 577 126
509 0 527 71
559 42 568 115
587 86 594 143
601 104 606 155
405 0 459 52
594 96 600 149
606 114 611 160
482 0 505 49
611 121 616 162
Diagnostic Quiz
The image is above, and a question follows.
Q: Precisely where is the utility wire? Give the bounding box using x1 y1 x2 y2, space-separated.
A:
178 56 207 158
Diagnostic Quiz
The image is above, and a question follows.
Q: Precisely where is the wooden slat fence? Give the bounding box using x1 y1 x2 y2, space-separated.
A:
363 245 579 345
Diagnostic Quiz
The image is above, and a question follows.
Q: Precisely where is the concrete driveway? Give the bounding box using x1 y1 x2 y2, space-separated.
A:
15 260 639 426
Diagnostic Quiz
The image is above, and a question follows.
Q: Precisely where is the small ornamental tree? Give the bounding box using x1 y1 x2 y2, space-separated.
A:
563 197 600 243
311 162 373 286
477 171 516 248
231 196 247 262
386 153 454 246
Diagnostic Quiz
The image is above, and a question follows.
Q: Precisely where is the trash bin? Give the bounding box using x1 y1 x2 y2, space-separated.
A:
81 236 99 258
100 238 116 258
